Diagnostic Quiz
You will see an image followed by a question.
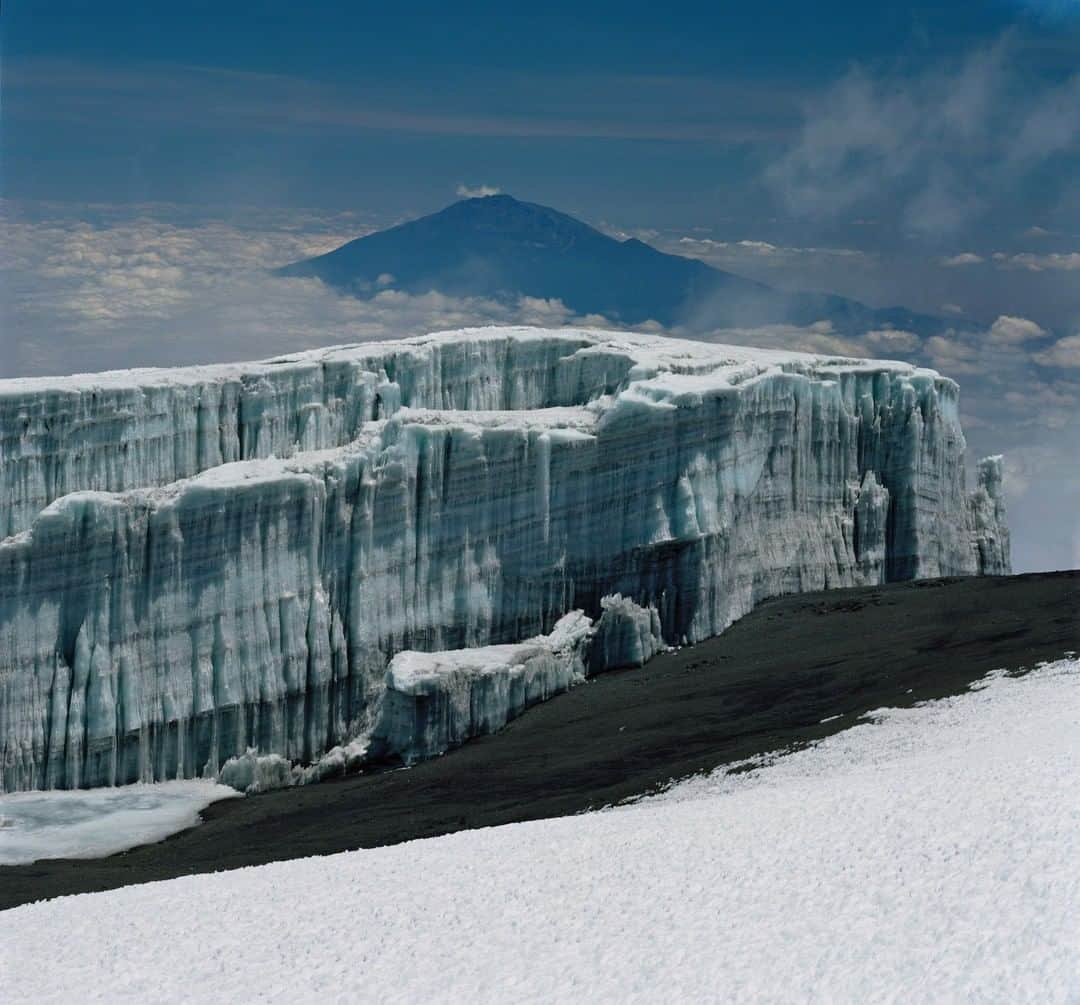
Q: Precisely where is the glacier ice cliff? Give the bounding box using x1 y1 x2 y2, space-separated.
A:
219 596 662 779
0 327 1010 791
588 594 665 673
371 611 594 766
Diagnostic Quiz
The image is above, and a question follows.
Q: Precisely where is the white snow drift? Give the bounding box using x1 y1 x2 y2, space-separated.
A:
5 657 1075 1003
0 327 1010 792
0 779 237 866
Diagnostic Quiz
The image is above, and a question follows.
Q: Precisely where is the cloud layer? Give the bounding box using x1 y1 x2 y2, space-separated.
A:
0 203 625 377
2 202 1077 571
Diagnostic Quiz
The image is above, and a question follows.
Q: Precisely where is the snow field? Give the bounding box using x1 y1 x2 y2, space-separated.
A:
0 780 237 866
6 656 1076 1004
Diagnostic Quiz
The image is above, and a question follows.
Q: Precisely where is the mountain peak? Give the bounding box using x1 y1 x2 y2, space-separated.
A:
276 194 949 337
459 191 516 204
439 192 581 226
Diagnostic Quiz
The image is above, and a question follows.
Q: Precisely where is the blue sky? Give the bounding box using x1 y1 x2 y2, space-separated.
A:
5 3 1079 321
2 1 1079 570
5 2 1077 235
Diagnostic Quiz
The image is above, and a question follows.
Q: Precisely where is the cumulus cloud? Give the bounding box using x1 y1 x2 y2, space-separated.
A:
924 334 984 375
456 184 502 199
1034 334 1080 368
988 314 1050 343
863 328 922 353
941 253 985 267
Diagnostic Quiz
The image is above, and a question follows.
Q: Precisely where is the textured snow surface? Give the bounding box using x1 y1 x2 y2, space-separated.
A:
0 780 237 865
5 658 1076 1003
0 326 1011 791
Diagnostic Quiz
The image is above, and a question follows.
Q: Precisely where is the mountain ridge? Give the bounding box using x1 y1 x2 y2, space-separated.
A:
279 194 958 336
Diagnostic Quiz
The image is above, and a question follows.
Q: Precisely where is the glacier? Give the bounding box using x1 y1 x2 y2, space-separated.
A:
371 610 594 765
218 596 662 782
0 326 1010 792
588 594 665 672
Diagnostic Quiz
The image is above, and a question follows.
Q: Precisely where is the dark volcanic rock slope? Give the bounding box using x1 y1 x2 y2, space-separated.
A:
1 571 1073 912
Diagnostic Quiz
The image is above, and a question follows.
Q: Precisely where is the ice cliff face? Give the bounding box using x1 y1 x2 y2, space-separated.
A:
371 611 594 765
0 327 1010 791
588 594 665 673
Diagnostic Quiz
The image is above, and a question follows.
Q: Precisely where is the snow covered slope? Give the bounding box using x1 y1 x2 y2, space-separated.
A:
6 658 1074 1003
0 327 1010 791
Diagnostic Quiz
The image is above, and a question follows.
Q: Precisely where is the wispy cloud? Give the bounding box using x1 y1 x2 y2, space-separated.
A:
1012 0 1080 19
671 236 873 271
993 251 1080 271
4 58 795 144
766 39 1080 238
456 184 502 199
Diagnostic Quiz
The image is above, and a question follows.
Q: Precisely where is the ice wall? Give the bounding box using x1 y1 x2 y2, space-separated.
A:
588 595 665 672
371 612 593 765
969 455 1011 576
0 327 1010 791
0 330 631 539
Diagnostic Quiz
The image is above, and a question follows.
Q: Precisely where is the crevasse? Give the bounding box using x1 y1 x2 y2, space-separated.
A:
0 327 1009 791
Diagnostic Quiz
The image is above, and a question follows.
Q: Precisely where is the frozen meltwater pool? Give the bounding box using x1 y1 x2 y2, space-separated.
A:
0 781 239 866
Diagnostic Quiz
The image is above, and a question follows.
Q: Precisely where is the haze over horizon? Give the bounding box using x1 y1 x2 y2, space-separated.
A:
2 1 1078 571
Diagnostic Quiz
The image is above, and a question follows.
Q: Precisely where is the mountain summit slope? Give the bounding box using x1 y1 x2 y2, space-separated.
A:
279 194 949 334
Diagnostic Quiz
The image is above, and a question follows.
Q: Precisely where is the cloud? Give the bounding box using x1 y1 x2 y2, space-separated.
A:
1013 0 1080 19
456 184 502 199
988 315 1049 343
1005 69 1080 169
924 334 984 375
863 328 922 353
673 236 871 268
4 202 1079 572
766 40 1080 238
993 251 1080 272
691 320 871 359
940 253 985 267
0 203 635 378
1022 225 1052 238
697 308 1080 570
1034 334 1080 368
6 58 795 144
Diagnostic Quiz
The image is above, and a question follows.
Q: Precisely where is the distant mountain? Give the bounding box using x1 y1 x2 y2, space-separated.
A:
279 194 955 336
